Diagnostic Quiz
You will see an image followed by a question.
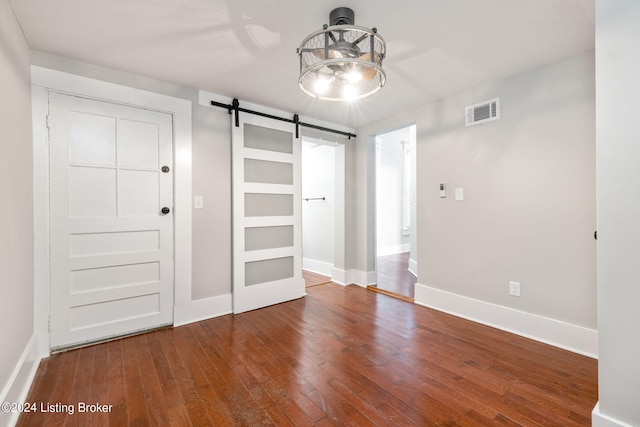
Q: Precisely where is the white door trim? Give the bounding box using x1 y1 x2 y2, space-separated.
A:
31 66 192 355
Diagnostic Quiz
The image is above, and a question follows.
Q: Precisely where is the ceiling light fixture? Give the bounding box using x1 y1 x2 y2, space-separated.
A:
297 7 386 102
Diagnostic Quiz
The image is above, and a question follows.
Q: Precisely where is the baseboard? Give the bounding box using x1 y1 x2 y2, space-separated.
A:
366 270 377 286
303 258 333 277
592 402 634 427
414 283 598 358
333 269 374 287
339 270 376 287
173 293 232 327
377 244 410 257
0 334 42 427
331 268 347 285
408 258 418 277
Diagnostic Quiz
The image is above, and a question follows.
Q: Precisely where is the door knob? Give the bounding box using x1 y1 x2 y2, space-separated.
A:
161 207 171 215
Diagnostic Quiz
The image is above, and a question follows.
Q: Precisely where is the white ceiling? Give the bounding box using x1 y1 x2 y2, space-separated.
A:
9 0 595 128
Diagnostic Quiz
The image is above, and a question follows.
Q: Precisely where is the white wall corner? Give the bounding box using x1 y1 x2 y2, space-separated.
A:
331 268 347 286
343 270 376 287
173 293 232 327
592 402 635 427
0 334 42 427
366 270 377 286
408 258 418 277
414 283 598 358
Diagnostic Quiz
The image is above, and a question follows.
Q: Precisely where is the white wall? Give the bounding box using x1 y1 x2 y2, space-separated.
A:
354 50 597 354
190 102 231 301
593 1 640 425
302 140 336 274
0 0 36 421
333 142 346 274
376 129 410 256
346 129 377 286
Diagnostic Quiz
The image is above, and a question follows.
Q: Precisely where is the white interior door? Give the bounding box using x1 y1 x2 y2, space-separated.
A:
49 93 174 350
232 112 304 313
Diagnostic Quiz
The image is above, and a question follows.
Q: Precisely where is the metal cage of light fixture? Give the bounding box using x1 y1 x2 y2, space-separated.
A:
297 7 386 101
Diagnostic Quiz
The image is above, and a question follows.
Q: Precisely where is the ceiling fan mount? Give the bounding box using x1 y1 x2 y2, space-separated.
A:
329 7 355 26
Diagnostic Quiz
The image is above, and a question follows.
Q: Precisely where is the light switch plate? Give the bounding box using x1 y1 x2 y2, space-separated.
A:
455 188 464 201
194 195 204 209
509 281 521 297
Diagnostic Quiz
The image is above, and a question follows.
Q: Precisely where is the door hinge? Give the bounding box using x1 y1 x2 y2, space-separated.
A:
46 114 50 129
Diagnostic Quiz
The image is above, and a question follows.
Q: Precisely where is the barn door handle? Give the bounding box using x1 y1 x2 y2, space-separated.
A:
161 207 171 215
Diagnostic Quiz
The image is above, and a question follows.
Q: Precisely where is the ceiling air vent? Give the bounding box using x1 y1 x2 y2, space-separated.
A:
465 97 500 127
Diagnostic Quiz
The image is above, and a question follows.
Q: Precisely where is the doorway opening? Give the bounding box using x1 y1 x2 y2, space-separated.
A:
301 135 345 287
371 124 417 300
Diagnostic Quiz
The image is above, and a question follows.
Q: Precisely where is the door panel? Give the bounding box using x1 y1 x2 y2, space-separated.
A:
232 113 304 313
49 93 174 350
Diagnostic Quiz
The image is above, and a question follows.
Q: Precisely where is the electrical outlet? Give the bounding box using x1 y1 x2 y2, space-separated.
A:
509 281 521 297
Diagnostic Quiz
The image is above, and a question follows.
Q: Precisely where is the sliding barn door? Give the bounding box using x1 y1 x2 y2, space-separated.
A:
232 113 304 313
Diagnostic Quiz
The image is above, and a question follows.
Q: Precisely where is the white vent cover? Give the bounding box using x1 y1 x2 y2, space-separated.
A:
465 98 500 127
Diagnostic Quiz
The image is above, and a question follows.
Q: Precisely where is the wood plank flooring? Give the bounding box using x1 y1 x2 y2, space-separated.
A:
18 284 597 426
373 252 416 299
303 270 332 288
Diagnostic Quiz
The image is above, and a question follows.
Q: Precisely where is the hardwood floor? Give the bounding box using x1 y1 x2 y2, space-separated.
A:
303 270 332 288
18 284 597 426
373 252 416 299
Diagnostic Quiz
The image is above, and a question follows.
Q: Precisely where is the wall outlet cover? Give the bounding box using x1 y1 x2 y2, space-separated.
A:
509 281 521 297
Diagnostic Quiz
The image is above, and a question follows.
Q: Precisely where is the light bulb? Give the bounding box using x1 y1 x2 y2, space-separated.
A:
314 76 330 95
346 70 363 82
342 85 357 101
